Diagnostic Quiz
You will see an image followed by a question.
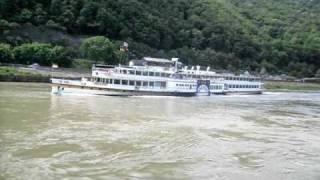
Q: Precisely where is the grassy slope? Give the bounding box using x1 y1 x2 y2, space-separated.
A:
0 67 49 82
264 81 320 91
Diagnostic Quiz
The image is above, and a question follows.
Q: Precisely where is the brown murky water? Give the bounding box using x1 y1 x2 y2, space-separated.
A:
1 82 320 180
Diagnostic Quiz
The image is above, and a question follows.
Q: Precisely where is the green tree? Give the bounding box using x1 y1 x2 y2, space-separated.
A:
80 36 119 64
33 4 47 25
315 69 320 78
13 43 71 67
0 43 13 63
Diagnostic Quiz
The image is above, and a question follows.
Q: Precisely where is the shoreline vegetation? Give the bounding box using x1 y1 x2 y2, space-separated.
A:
1 66 320 92
0 1 320 78
0 66 49 82
263 81 320 92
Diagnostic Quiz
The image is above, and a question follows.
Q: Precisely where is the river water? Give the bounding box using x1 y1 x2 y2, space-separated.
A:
1 82 320 180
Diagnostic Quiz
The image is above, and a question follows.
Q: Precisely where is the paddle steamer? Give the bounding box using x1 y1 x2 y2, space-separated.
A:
51 57 262 96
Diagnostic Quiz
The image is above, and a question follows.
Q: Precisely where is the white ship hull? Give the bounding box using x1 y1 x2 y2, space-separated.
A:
51 79 197 97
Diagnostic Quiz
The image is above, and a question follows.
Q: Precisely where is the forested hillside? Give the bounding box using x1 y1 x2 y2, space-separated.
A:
0 0 319 77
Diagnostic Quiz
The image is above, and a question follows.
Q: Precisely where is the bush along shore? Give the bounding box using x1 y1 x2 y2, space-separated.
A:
0 67 50 82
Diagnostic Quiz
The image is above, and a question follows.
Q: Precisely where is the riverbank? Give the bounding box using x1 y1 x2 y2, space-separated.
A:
0 65 90 83
264 81 320 91
1 66 320 91
0 67 50 82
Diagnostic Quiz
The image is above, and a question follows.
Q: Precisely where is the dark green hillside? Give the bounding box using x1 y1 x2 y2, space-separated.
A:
0 0 319 77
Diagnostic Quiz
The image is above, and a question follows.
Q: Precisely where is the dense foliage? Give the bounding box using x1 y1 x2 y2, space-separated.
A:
0 42 72 67
80 36 121 64
0 43 13 63
0 0 319 77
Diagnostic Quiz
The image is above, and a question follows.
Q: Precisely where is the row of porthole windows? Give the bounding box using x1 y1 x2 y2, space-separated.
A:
176 83 196 89
176 84 196 87
210 85 223 90
228 84 260 89
116 69 171 78
225 77 260 82
182 74 260 82
94 77 166 88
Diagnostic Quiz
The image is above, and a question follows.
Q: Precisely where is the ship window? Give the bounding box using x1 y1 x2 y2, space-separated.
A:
155 81 161 87
123 70 127 74
122 80 128 85
160 82 166 88
114 79 120 85
129 70 135 75
229 85 232 88
155 72 160 76
143 81 148 87
143 71 148 76
97 78 101 82
149 72 154 76
129 81 135 86
136 71 142 75
136 81 142 86
149 82 154 87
